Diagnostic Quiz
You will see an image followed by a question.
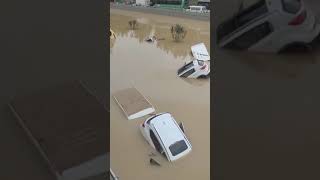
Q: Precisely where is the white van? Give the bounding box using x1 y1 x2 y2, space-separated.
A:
217 0 320 53
187 6 207 13
140 113 192 162
177 60 210 79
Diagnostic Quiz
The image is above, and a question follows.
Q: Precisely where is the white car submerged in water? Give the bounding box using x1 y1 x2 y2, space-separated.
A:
177 60 210 78
140 113 192 162
217 0 320 53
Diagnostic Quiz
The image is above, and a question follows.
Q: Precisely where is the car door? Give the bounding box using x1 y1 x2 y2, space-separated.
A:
149 129 164 153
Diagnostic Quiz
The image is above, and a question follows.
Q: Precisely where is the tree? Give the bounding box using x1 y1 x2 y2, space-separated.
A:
170 24 187 42
128 20 138 30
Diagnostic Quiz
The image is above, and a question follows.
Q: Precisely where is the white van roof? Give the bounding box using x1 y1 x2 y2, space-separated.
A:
191 43 210 61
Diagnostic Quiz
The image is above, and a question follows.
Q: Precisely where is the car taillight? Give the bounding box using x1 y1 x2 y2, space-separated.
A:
289 10 307 26
200 64 207 70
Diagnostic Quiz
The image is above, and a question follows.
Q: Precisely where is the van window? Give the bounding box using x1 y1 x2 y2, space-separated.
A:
281 0 301 14
217 0 267 43
181 68 196 77
225 22 273 49
169 140 188 156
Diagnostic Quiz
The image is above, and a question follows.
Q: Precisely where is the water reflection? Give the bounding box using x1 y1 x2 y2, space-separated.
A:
110 14 210 59
180 77 209 87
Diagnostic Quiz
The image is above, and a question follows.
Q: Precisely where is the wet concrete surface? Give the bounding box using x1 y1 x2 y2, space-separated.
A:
214 0 320 179
0 0 107 179
110 9 210 180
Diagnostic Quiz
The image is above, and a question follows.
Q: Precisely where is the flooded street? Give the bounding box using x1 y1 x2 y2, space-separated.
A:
110 9 210 180
214 0 320 179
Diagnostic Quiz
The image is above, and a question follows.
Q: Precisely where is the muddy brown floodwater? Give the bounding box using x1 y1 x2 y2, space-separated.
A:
110 9 210 180
214 0 320 179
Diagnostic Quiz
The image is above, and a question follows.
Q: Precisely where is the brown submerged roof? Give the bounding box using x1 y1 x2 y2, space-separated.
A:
9 81 108 174
113 87 154 119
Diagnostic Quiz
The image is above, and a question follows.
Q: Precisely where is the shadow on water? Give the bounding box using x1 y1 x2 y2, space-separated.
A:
180 77 210 87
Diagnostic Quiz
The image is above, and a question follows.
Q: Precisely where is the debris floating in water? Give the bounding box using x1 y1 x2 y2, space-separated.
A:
145 36 165 43
150 158 161 166
145 36 157 42
148 152 156 157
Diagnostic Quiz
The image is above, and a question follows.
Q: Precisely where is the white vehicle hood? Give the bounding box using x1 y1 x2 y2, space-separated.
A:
191 43 210 61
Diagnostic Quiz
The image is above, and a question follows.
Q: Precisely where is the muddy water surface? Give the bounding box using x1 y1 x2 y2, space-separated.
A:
110 9 210 180
214 0 320 179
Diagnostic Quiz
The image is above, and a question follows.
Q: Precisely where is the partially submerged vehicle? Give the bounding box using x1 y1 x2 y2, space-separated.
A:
217 0 320 53
145 36 157 43
177 60 210 78
140 113 192 162
191 43 210 61
145 36 165 43
186 6 208 13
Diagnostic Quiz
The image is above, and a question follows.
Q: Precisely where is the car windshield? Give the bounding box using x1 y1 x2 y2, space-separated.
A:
281 0 301 14
169 140 188 156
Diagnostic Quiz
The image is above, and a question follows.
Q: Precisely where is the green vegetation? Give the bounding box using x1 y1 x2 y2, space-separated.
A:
170 24 187 42
128 20 138 30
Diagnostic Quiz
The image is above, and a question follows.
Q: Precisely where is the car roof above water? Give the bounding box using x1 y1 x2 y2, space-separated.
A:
150 113 186 148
